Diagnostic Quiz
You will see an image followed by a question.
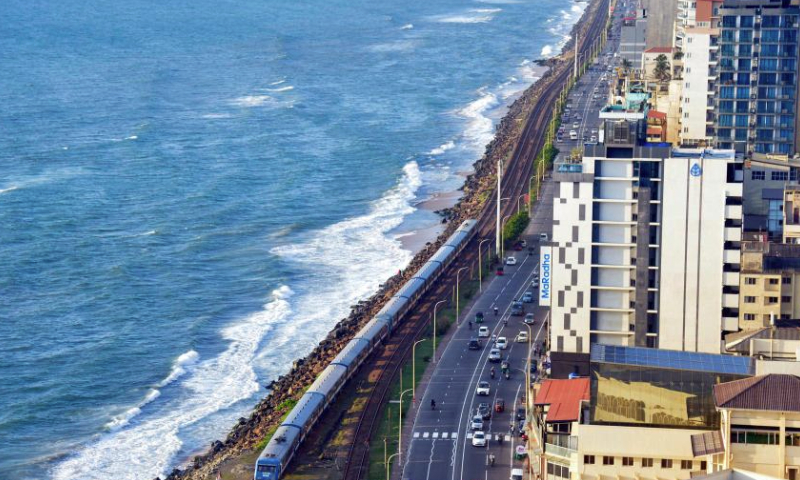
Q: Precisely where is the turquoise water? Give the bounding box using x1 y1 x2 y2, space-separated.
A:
0 0 584 478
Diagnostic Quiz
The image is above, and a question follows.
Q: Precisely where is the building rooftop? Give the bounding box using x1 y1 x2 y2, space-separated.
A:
647 110 667 120
691 431 725 456
713 374 800 412
534 378 590 422
591 344 756 375
645 47 673 54
725 321 800 354
691 469 785 480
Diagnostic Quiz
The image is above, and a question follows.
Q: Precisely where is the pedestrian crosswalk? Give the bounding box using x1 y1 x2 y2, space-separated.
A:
411 431 511 442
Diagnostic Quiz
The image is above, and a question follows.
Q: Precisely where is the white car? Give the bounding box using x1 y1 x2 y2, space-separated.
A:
488 348 502 362
506 256 517 266
572 122 580 129
515 331 529 343
511 468 524 480
478 326 490 338
476 380 491 396
539 233 549 242
530 278 539 288
472 431 487 447
471 415 484 431
496 337 508 350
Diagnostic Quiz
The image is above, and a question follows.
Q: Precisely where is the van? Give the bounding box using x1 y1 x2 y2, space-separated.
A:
539 233 549 242
569 130 578 140
511 468 524 480
510 301 524 316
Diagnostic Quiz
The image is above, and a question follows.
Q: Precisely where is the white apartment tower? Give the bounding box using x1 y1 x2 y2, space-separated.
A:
545 107 743 377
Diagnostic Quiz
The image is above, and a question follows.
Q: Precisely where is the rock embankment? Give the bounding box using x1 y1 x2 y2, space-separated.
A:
159 3 603 479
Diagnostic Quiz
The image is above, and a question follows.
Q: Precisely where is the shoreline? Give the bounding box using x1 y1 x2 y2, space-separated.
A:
160 1 604 478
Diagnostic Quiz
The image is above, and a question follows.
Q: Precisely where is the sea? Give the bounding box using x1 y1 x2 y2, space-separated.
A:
0 0 585 478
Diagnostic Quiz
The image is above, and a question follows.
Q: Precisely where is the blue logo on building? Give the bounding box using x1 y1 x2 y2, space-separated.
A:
540 253 551 300
690 163 702 177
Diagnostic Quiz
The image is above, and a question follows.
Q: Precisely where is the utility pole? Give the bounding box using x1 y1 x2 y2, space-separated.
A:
574 33 579 78
496 159 502 257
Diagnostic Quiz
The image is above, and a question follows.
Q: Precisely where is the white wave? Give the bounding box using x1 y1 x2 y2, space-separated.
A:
457 86 499 155
125 135 138 141
104 389 161 432
159 350 200 388
52 288 291 480
201 113 233 119
0 186 19 195
431 8 501 23
541 45 554 57
230 95 274 107
401 23 414 30
269 79 286 86
368 40 418 53
476 0 521 3
267 85 294 93
429 140 456 156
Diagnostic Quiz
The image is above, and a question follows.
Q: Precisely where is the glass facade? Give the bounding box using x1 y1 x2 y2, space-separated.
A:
590 345 752 429
715 5 800 155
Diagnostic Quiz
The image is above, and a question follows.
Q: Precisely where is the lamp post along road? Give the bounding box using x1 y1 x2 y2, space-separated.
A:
501 214 512 260
478 239 490 292
524 323 533 422
456 266 468 323
386 452 400 480
432 300 446 363
412 338 426 401
398 388 412 465
496 159 502 257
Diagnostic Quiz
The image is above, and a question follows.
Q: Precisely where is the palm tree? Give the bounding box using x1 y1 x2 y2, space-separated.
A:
653 54 671 83
621 58 632 73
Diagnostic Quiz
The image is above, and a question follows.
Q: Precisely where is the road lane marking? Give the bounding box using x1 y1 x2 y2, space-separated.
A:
414 432 420 438
442 432 448 439
433 432 439 439
423 432 430 439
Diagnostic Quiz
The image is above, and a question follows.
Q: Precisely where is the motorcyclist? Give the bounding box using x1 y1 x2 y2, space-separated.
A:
503 318 508 326
468 320 472 330
490 367 496 379
494 307 499 316
431 398 436 410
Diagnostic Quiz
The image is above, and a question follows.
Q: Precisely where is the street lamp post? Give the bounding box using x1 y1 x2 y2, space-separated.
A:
386 452 399 480
432 300 446 363
456 266 468 323
517 194 526 214
496 195 510 258
478 238 490 292
412 338 426 401
398 388 413 465
501 214 512 260
524 323 533 422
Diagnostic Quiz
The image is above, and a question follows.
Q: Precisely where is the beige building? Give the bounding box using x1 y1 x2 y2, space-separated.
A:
739 242 800 329
784 186 800 245
714 374 800 479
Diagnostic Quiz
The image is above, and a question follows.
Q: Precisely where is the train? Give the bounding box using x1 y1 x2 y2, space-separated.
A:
254 219 477 480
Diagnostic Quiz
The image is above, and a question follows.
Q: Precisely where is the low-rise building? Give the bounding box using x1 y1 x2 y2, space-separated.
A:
739 242 800 329
714 374 800 479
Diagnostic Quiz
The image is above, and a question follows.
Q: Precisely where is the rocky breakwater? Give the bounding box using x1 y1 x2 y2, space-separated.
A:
159 2 605 479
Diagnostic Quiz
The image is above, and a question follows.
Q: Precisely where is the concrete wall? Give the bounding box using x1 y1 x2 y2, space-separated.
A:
681 28 715 145
643 0 678 49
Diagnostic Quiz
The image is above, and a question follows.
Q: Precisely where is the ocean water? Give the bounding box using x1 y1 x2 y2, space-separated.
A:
0 0 584 478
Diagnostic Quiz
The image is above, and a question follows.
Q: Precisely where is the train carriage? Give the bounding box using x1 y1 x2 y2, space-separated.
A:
254 425 301 480
306 364 348 406
282 393 326 439
353 316 391 347
330 337 371 374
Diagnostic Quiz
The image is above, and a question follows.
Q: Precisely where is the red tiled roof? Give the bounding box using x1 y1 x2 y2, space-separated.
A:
534 378 590 422
646 127 663 135
645 47 673 54
648 110 667 120
713 374 800 412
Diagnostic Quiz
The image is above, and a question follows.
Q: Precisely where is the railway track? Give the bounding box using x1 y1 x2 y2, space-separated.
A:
342 2 609 479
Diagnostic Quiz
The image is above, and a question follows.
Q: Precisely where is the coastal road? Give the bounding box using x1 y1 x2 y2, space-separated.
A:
400 179 554 480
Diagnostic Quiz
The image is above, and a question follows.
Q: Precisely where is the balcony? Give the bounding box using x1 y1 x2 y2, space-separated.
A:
725 226 742 242
726 204 743 220
723 271 740 286
724 249 741 264
723 293 740 309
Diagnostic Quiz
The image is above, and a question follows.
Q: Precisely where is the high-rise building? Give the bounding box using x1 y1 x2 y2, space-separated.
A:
713 0 800 156
621 9 649 70
546 98 743 377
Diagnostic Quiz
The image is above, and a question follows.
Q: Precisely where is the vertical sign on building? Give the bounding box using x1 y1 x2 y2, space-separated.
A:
539 246 552 306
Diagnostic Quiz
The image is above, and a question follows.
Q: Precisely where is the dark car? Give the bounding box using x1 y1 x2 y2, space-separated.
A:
496 266 504 276
478 402 492 420
475 311 484 324
516 406 526 421
469 338 483 350
510 301 524 316
494 398 505 413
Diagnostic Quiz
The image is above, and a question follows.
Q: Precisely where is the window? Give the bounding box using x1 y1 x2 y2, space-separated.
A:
603 456 615 465
787 433 800 447
547 462 570 480
744 296 757 303
769 278 780 285
752 170 766 180
662 459 673 469
732 429 780 445
744 313 756 321
768 296 779 304
681 460 693 470
783 296 792 303
642 458 654 468
772 171 789 181
701 461 708 471
784 277 792 284
623 457 634 466
745 277 757 285
584 455 595 464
